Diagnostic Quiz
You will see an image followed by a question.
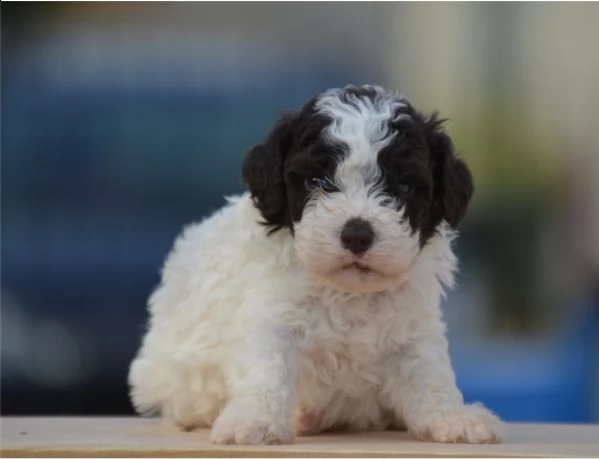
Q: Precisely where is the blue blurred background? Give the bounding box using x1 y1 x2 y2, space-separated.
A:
2 3 598 423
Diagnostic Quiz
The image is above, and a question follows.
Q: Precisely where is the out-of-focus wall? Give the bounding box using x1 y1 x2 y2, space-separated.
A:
384 4 599 147
34 3 392 79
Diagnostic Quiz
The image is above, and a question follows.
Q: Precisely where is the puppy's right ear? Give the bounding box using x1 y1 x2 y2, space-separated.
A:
242 111 298 232
425 113 474 229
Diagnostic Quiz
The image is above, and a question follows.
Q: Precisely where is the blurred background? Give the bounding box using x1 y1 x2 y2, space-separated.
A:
2 3 598 423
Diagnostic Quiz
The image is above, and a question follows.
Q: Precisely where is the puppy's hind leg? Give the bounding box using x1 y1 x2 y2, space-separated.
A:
130 355 225 432
162 388 224 432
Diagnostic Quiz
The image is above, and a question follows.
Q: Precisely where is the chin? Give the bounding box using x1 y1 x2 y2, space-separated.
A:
324 269 403 294
305 259 406 293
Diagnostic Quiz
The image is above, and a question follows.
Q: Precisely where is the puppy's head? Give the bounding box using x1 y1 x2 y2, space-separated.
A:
243 85 473 293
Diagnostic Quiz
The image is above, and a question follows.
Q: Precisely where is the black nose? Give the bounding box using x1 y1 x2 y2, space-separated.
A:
340 218 374 255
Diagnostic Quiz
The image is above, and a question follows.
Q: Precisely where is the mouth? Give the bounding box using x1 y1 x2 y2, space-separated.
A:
341 261 374 274
318 259 403 293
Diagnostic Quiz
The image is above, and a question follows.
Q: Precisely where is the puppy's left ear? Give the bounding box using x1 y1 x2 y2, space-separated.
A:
426 114 474 228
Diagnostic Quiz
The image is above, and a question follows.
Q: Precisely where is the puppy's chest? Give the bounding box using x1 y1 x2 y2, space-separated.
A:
294 295 397 378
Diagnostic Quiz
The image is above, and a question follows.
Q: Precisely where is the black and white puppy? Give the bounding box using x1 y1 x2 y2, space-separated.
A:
129 85 502 444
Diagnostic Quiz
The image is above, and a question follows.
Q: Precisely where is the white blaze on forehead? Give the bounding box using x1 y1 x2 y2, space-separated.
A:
315 86 410 188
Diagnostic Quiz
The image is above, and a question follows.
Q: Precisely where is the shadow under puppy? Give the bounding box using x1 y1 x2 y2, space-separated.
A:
129 85 503 445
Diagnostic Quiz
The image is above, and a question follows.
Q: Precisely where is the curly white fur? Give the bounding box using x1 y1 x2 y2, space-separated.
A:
129 85 502 445
129 193 502 444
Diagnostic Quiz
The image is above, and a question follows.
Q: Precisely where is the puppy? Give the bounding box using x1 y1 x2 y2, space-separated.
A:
129 85 502 445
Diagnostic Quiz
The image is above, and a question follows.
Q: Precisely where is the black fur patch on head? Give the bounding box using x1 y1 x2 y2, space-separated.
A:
335 85 381 107
377 105 473 244
242 85 473 242
241 111 296 232
241 98 337 233
425 114 474 232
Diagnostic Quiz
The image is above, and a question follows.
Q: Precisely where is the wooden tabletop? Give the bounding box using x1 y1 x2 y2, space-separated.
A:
1 417 598 458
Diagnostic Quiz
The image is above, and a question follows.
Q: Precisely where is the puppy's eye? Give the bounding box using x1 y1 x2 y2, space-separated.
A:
307 177 337 193
397 184 411 196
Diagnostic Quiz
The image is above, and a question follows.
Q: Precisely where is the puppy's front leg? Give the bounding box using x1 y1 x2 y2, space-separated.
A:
386 333 502 443
211 323 297 445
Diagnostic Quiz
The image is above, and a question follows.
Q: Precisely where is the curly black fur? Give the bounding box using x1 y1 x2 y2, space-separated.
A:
241 86 473 246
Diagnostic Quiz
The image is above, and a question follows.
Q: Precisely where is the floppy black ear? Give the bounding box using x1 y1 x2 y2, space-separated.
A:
426 114 474 229
242 111 298 232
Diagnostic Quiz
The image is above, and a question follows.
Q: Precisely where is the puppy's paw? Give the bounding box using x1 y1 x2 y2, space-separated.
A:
210 400 294 445
412 403 503 444
295 410 322 436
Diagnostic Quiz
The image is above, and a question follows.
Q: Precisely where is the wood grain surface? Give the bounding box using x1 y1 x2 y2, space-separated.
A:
2 417 598 458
